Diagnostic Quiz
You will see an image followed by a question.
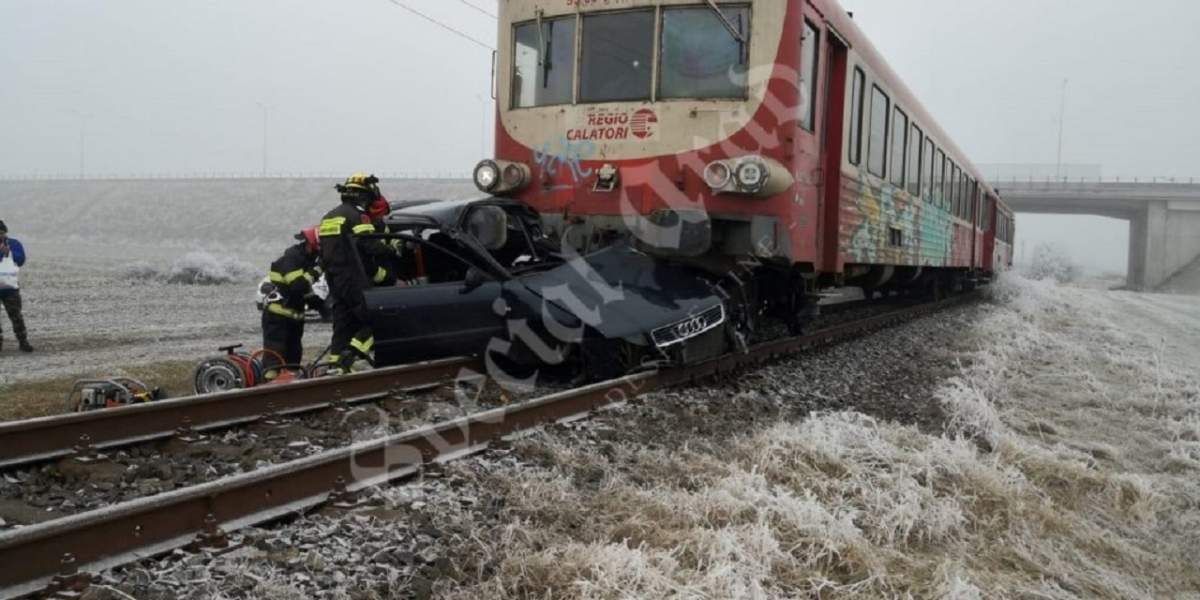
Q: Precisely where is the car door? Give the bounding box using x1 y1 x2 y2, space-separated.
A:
364 241 507 366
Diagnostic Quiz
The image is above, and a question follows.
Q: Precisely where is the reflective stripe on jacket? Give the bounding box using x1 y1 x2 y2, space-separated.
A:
266 302 305 321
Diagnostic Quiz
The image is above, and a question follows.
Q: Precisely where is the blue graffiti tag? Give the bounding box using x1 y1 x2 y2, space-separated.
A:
534 136 597 183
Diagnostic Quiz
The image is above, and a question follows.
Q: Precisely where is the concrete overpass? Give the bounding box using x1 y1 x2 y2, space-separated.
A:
997 180 1200 290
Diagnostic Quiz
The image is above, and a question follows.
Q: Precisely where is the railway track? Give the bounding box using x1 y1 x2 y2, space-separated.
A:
0 294 974 598
0 356 481 470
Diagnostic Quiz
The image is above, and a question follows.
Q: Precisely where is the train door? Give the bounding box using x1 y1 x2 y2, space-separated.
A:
981 194 995 276
809 16 849 274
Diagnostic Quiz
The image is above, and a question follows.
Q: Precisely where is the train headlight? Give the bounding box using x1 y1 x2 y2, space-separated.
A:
704 155 793 197
502 162 530 189
735 159 768 193
474 160 530 195
703 161 733 189
474 160 500 192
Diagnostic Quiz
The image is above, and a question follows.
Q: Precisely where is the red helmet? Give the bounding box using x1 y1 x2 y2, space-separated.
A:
368 196 391 220
301 227 320 254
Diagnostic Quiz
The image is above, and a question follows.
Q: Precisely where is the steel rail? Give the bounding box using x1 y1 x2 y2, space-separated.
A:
0 356 482 470
0 295 969 598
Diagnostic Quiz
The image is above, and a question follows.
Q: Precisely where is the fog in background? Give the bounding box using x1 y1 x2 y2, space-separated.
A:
0 1 497 178
4 0 1198 275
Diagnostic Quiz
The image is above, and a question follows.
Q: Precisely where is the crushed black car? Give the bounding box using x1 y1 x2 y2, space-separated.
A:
361 197 731 380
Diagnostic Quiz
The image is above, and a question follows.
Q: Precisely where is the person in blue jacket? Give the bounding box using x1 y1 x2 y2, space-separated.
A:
0 220 33 352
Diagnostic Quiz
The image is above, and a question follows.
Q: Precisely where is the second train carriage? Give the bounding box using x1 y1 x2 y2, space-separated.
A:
473 0 1014 327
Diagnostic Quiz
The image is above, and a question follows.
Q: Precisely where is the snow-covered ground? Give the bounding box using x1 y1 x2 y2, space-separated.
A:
0 178 474 385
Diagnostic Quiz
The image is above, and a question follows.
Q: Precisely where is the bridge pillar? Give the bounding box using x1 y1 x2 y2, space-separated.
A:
1127 201 1169 290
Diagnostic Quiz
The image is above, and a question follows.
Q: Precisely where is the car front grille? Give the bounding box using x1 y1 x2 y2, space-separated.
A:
651 304 725 348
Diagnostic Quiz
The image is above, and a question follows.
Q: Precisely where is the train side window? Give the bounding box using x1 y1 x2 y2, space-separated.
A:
660 6 751 100
848 68 865 165
943 163 951 212
512 17 577 108
924 138 934 200
890 107 908 186
965 178 973 221
934 148 945 208
799 20 820 131
950 165 960 218
867 84 890 178
908 126 923 197
958 175 966 219
965 179 973 222
970 180 978 224
931 146 940 205
960 170 969 219
580 10 655 103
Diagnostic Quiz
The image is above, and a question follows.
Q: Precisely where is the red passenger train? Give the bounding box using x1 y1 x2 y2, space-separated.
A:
473 0 1014 328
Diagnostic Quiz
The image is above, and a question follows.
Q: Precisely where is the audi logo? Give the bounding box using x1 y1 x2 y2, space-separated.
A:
674 316 707 338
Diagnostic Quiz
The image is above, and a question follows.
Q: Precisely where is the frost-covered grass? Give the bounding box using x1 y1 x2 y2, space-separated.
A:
441 274 1200 599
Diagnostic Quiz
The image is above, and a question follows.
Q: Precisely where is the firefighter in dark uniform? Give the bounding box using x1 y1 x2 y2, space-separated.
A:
361 195 402 287
261 227 322 378
319 173 385 372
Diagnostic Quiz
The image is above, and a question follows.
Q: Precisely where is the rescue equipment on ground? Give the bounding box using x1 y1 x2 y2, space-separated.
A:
68 378 166 412
191 343 332 395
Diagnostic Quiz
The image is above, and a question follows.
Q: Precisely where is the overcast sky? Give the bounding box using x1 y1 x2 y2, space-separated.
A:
4 0 1196 273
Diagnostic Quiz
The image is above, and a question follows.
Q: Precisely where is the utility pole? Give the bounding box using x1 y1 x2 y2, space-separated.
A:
1055 78 1068 181
256 102 269 177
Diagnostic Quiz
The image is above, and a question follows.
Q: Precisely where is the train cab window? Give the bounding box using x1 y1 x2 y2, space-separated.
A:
660 6 751 100
908 127 923 197
512 17 577 108
799 21 819 131
890 108 908 186
580 10 655 103
867 85 890 178
848 68 865 165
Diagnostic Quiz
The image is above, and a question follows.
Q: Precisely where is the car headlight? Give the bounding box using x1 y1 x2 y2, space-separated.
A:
474 160 500 192
735 159 768 193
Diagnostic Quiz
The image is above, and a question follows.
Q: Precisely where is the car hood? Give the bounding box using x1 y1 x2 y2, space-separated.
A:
519 244 721 341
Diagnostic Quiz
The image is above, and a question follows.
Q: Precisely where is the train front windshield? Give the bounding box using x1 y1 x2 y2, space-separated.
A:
510 6 750 107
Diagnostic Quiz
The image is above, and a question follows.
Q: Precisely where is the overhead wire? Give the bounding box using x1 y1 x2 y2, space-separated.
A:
455 0 497 20
385 0 495 51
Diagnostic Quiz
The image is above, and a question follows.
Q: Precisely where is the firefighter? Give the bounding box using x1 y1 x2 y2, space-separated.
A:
360 195 400 287
318 173 383 372
261 228 322 379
